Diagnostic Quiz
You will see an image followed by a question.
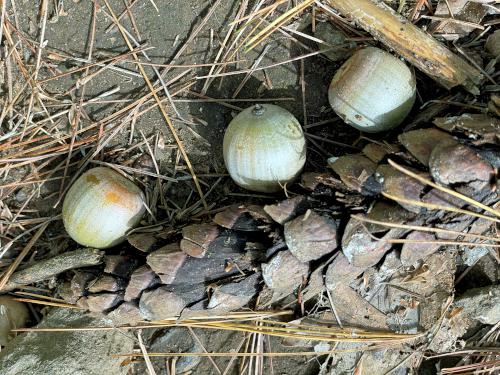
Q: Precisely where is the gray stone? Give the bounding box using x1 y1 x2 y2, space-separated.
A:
455 285 500 325
0 308 134 375
139 286 186 320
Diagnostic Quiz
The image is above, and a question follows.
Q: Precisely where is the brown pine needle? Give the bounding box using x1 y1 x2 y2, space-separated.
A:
13 291 74 303
230 0 288 26
244 0 314 51
11 297 83 309
382 192 500 224
137 331 158 375
388 239 500 248
13 317 419 343
388 159 500 219
112 343 407 359
351 215 500 243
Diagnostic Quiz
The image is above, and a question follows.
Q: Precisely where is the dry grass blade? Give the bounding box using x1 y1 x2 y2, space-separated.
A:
187 327 222 374
351 215 500 243
137 330 158 375
388 239 500 248
13 316 420 343
11 297 83 309
0 221 49 290
230 0 288 26
244 0 314 51
112 341 409 359
13 291 76 303
388 159 500 218
441 360 500 374
382 192 500 224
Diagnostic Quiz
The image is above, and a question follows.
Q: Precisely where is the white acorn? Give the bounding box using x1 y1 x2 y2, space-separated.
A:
62 167 145 249
223 104 306 193
328 47 416 133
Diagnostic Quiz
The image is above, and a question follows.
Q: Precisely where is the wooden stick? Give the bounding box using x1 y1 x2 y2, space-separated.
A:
0 222 49 290
324 0 483 94
1 248 104 292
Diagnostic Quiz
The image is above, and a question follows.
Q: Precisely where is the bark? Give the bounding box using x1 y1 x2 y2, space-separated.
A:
2 248 104 292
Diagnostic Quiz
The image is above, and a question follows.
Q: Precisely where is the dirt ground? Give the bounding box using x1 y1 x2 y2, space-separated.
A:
13 0 342 170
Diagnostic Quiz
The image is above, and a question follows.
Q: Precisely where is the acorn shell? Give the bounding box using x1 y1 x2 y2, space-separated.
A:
62 167 145 249
223 104 306 193
328 47 416 133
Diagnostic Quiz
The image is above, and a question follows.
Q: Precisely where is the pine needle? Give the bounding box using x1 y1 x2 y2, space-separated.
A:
244 0 314 51
387 159 500 219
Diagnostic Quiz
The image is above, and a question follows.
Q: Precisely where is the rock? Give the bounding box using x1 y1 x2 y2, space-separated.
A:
264 195 307 224
86 293 123 313
104 255 139 278
139 287 186 320
262 250 309 290
88 275 125 293
284 209 338 262
362 143 390 163
180 223 219 258
207 274 260 312
328 154 379 195
398 128 453 166
429 139 494 185
325 252 365 290
455 285 500 325
486 29 500 57
377 164 426 214
127 233 158 252
389 252 456 331
0 308 134 375
106 302 142 326
0 296 29 346
144 327 242 374
400 231 441 266
124 265 158 301
161 283 207 307
146 243 186 284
